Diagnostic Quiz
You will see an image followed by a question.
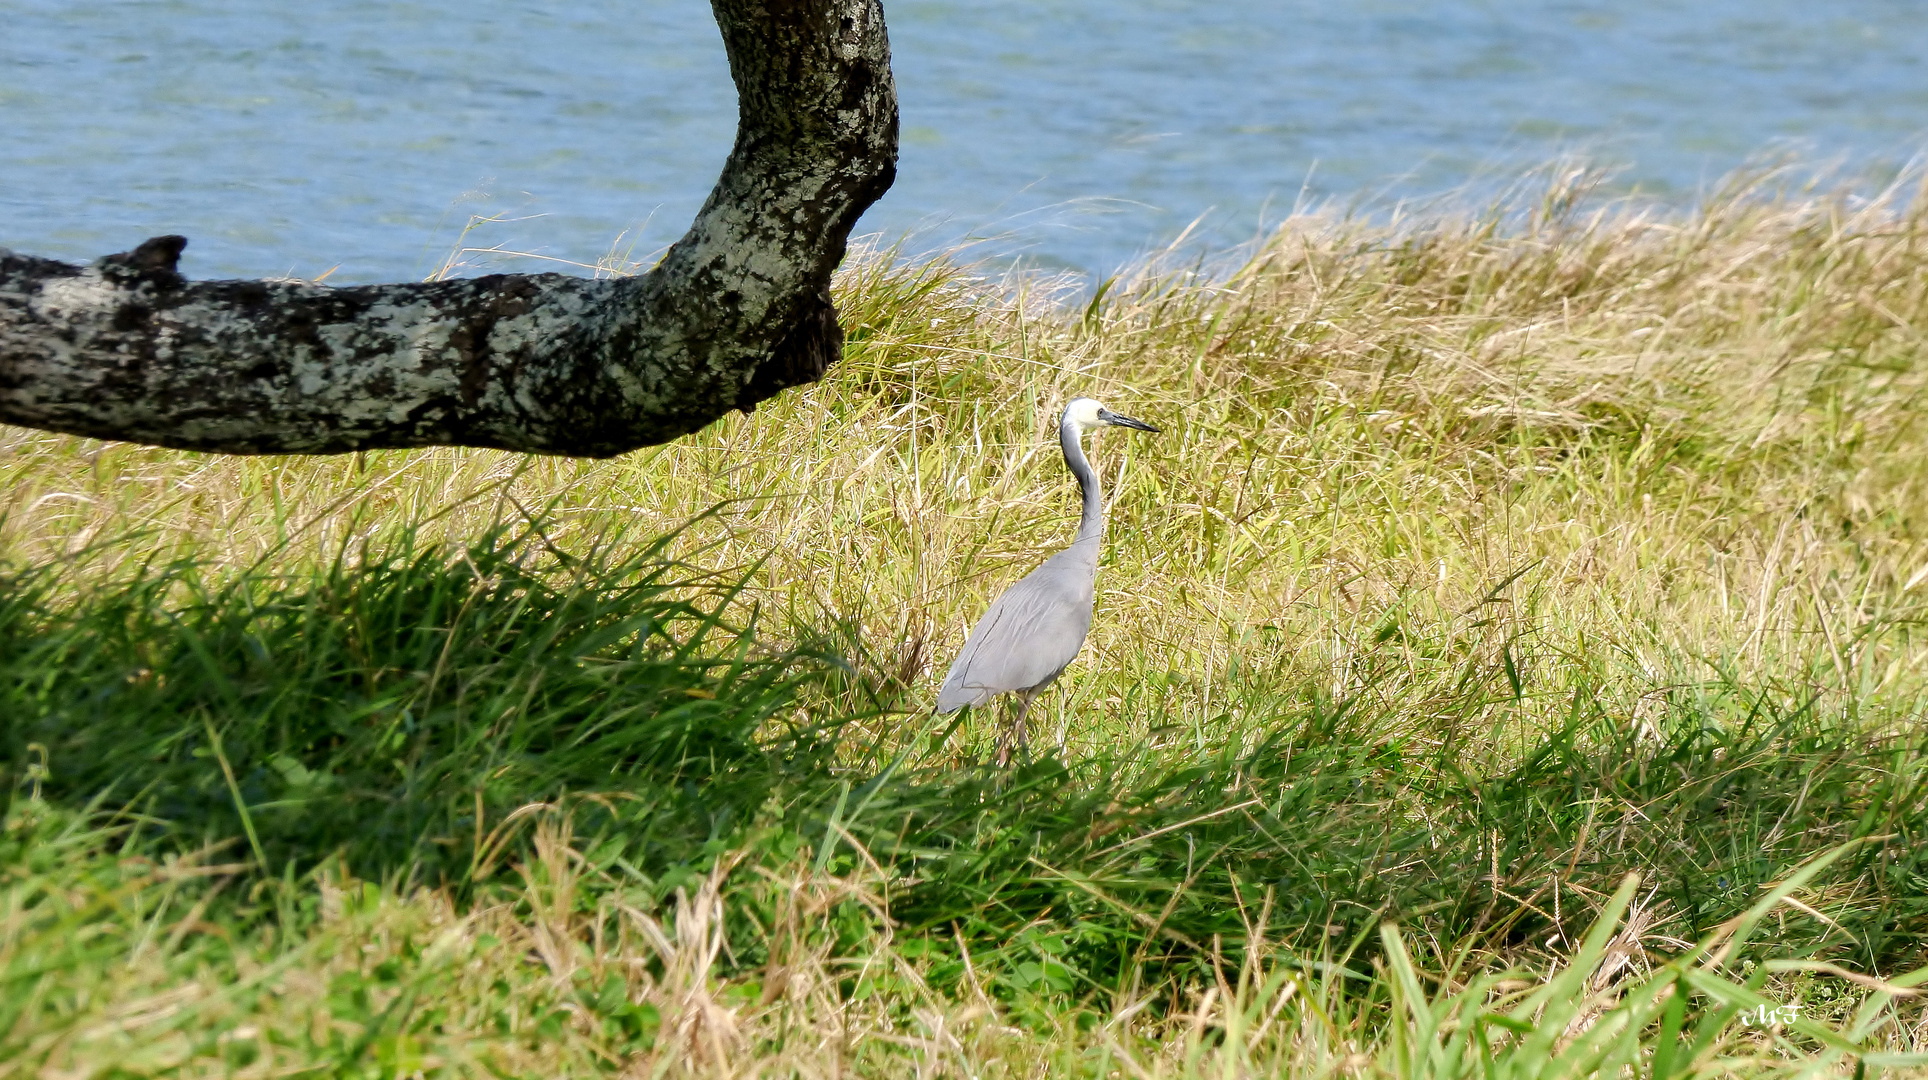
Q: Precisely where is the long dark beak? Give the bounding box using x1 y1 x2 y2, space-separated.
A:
1097 408 1159 433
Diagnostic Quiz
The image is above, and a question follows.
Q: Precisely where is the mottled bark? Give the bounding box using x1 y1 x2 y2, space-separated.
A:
0 0 896 457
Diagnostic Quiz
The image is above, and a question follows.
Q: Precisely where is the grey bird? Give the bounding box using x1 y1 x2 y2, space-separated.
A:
936 397 1159 764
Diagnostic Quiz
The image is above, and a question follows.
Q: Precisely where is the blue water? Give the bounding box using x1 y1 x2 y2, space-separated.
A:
4 1 1927 282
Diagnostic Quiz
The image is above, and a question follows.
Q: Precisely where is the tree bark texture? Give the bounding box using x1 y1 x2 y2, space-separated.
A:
0 0 896 457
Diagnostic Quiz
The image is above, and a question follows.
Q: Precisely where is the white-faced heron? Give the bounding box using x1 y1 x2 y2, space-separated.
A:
935 397 1159 764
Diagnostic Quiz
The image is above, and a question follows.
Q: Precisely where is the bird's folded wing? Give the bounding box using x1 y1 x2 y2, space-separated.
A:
935 578 1093 712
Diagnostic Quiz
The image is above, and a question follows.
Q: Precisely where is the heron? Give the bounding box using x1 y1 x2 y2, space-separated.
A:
936 396 1159 764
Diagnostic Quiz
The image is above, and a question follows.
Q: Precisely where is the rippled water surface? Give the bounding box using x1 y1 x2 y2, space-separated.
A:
5 1 1927 281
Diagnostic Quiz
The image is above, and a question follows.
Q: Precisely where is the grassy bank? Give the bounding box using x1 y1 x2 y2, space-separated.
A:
7 168 1928 1075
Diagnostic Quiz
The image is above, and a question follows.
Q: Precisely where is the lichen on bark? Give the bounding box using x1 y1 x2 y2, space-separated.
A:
0 0 897 458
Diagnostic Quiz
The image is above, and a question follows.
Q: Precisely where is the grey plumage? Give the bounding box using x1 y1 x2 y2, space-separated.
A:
936 397 1158 763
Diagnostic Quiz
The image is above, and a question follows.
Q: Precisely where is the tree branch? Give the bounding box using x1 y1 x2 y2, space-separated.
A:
0 0 896 457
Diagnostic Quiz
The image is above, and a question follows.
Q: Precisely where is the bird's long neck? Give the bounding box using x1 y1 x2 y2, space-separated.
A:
1061 420 1104 549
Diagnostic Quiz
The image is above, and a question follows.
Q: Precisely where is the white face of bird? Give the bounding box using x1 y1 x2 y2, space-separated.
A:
1061 397 1160 435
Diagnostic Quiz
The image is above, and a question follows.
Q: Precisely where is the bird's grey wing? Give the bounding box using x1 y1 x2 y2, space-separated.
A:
936 572 1095 712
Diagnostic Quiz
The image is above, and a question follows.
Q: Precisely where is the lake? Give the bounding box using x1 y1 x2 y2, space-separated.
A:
4 0 1927 282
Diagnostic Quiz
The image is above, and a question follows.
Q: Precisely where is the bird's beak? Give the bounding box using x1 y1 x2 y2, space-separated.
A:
1097 408 1159 433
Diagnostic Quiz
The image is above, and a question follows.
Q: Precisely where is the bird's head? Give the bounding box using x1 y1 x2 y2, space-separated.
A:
1062 396 1160 436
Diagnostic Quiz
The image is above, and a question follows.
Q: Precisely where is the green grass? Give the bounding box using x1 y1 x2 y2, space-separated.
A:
2 515 832 880
6 165 1928 1076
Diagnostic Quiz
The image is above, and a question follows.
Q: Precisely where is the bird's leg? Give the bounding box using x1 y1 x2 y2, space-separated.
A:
1011 690 1036 763
993 692 1034 768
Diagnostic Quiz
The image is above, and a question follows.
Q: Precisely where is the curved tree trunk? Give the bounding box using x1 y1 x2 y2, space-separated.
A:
0 0 896 457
